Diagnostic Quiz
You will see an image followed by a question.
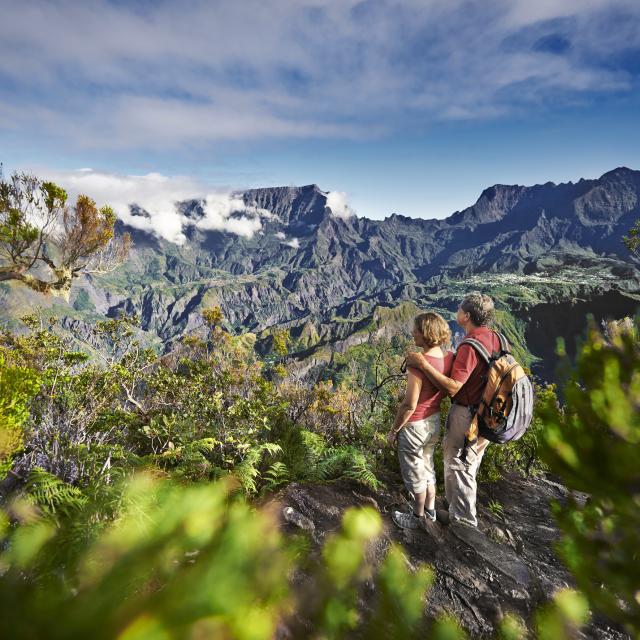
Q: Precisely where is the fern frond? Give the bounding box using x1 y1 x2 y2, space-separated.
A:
312 446 379 490
235 446 262 494
260 442 283 457
263 462 290 492
25 467 88 517
235 442 283 494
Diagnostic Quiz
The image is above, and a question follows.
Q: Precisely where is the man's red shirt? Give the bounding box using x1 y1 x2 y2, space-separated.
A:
450 326 501 406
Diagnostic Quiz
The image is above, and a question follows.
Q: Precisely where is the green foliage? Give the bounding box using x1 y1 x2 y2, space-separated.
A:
262 460 290 492
314 445 379 490
0 474 434 639
202 304 224 327
535 589 590 640
3 307 633 639
487 499 505 519
272 328 290 356
0 352 41 473
362 544 435 639
24 467 88 517
429 615 468 639
493 307 538 370
539 319 640 636
72 288 95 312
234 442 283 494
41 180 68 208
497 614 528 640
1 171 129 298
0 315 384 496
622 218 640 257
0 474 292 639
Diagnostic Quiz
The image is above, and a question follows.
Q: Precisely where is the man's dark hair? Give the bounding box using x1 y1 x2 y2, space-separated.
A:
460 292 495 326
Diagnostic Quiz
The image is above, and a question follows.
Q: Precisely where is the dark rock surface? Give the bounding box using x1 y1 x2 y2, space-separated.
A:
274 473 630 639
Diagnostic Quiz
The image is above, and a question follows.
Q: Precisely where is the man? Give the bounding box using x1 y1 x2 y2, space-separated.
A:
405 292 499 528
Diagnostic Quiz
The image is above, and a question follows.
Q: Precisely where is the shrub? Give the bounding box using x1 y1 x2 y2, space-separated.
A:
0 353 41 475
0 473 434 639
539 318 640 636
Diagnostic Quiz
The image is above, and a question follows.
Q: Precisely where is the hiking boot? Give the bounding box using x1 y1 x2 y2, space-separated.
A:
424 508 436 522
436 509 450 525
392 510 423 530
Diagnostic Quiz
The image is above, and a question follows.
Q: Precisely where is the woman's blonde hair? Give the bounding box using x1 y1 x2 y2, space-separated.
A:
414 312 451 348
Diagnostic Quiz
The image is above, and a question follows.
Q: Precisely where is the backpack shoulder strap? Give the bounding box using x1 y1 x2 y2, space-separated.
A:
459 338 492 364
493 331 511 354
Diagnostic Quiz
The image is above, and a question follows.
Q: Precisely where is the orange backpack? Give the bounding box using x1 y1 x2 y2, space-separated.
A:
460 331 534 460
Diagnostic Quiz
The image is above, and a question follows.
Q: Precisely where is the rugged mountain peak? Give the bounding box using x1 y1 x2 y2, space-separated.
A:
241 184 329 229
600 166 637 180
449 183 526 225
573 167 640 225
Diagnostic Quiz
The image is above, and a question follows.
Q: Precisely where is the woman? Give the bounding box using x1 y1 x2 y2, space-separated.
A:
388 312 454 529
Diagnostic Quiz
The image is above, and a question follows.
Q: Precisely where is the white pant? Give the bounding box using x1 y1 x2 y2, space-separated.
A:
443 404 489 527
397 413 441 494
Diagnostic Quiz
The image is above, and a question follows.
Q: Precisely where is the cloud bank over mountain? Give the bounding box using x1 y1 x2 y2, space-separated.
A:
43 169 273 244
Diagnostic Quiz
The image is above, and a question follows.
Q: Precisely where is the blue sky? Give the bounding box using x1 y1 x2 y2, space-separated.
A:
1 0 640 223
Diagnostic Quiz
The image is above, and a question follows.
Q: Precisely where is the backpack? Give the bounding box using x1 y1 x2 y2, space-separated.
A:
459 331 534 453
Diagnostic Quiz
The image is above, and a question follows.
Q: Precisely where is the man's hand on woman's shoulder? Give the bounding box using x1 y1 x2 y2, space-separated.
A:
405 351 426 371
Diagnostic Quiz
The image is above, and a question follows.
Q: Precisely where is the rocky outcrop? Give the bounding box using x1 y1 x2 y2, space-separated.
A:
274 473 629 638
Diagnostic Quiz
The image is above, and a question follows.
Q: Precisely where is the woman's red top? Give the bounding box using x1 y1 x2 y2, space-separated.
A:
406 351 455 421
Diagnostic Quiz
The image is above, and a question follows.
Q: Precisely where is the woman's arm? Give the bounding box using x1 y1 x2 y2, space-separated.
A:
388 370 422 446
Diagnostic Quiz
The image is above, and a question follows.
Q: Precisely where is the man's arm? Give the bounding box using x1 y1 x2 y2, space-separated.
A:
404 352 464 397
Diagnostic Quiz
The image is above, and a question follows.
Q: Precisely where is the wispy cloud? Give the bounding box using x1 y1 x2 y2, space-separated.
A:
1 1 639 151
283 237 300 249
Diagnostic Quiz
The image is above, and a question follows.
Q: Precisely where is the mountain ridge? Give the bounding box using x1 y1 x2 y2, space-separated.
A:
2 167 639 382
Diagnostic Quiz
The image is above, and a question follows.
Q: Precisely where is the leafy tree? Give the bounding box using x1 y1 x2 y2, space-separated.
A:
539 317 640 637
202 305 225 328
623 218 640 258
272 328 290 357
0 171 131 300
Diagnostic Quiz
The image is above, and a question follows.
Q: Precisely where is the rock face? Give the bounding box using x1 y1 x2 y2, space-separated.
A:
275 473 629 639
2 169 639 379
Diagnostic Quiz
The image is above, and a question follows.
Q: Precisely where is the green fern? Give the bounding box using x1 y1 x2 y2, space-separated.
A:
263 462 290 492
313 446 379 490
343 450 379 490
235 442 283 494
24 467 87 517
278 426 327 481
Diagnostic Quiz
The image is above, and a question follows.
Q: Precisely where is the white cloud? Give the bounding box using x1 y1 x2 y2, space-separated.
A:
325 191 354 218
40 168 271 244
197 193 263 239
274 231 300 248
0 1 638 150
